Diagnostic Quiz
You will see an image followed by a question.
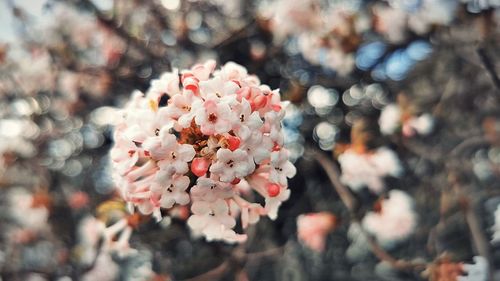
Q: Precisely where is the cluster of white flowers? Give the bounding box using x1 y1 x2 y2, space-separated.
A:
379 103 434 137
266 0 367 75
373 0 458 43
362 190 417 247
338 147 402 194
7 188 49 233
77 216 154 281
0 118 39 163
111 60 296 243
39 3 125 67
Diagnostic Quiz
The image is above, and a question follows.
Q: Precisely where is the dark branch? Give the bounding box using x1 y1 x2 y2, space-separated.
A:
477 47 500 92
309 148 426 271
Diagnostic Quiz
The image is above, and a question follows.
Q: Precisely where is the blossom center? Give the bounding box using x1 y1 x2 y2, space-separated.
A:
208 113 218 123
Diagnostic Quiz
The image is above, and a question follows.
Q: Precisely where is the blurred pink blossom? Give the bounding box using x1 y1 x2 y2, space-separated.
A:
297 212 337 252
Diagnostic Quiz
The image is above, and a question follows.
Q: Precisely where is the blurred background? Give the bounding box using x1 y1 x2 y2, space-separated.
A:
0 0 500 280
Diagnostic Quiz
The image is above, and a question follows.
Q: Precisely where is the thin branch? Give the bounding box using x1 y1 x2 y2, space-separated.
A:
447 133 495 279
246 246 284 262
309 148 357 213
449 178 493 280
183 260 229 281
211 21 256 50
477 47 500 92
433 77 458 117
309 147 427 271
182 243 283 281
462 197 492 263
449 135 492 158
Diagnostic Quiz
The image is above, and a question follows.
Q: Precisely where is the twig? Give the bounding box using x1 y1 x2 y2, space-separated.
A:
448 177 493 280
246 246 284 262
211 21 256 50
449 135 492 158
183 260 229 281
462 197 492 263
182 244 283 281
309 148 357 213
477 47 500 92
447 133 495 279
308 148 426 271
433 77 457 117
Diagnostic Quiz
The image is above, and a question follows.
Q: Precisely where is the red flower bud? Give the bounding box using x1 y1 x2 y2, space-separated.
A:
267 183 281 197
227 135 241 151
191 157 210 177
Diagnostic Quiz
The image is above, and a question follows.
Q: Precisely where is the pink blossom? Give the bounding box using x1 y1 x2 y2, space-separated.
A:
194 99 235 135
379 103 434 137
146 129 195 174
8 188 49 232
190 177 234 202
338 147 402 194
110 61 295 243
77 216 106 265
265 0 364 74
264 186 291 220
187 199 247 243
246 171 291 220
163 91 201 128
362 190 417 247
190 59 216 81
297 212 337 252
269 150 297 186
241 132 274 164
231 98 263 140
151 174 191 208
147 69 181 98
209 148 255 182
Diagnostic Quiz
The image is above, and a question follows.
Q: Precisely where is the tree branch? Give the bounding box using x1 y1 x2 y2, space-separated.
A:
308 148 426 271
477 47 500 92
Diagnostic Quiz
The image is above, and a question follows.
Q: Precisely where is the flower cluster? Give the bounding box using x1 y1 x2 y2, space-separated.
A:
373 0 458 43
266 0 366 75
111 60 296 242
7 188 50 239
362 190 417 247
297 212 337 252
77 215 155 281
338 147 402 194
379 103 434 137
